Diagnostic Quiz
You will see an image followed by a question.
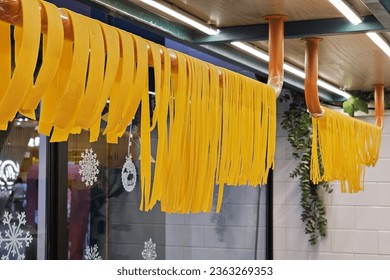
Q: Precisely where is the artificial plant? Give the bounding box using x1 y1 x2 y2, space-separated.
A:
343 96 368 117
279 91 332 245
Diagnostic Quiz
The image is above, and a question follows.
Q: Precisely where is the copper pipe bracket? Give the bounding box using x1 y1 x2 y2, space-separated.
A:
263 14 288 97
307 107 325 118
303 38 324 117
374 84 384 128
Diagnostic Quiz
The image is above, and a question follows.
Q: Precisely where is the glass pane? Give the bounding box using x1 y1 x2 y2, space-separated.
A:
67 121 267 260
0 119 44 260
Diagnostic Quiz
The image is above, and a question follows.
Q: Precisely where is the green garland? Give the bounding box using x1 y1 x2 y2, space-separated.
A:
279 91 332 245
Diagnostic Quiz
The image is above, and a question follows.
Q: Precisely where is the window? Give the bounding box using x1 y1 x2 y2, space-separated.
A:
0 119 46 260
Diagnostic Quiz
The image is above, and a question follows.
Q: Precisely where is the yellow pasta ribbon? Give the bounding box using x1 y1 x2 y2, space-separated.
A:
203 64 221 212
0 0 279 214
0 0 41 129
153 55 276 213
148 43 171 210
38 39 72 136
104 30 135 143
19 0 64 120
116 36 150 211
89 23 120 142
162 51 187 213
311 107 382 193
50 11 90 141
74 19 106 131
113 35 147 139
140 43 151 211
0 21 11 108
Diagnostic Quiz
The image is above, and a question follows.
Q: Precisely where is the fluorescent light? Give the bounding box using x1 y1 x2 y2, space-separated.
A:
140 0 219 35
329 0 362 25
231 41 269 61
284 64 306 79
231 41 351 99
317 80 351 99
232 42 305 78
366 32 390 58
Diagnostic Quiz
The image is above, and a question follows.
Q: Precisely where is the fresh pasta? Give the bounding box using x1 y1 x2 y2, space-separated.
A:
0 0 277 213
311 107 382 193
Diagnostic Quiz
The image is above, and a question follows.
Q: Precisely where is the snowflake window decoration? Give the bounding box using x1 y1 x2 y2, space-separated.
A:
0 211 33 260
84 244 102 260
142 238 157 260
79 148 99 187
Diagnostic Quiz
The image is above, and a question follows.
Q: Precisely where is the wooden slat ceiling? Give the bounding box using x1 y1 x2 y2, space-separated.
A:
131 0 389 92
254 33 390 91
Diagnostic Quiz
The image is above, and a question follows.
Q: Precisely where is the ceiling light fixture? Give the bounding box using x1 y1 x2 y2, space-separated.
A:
140 0 219 35
231 41 351 99
231 41 269 62
317 80 351 99
328 0 362 25
366 32 390 58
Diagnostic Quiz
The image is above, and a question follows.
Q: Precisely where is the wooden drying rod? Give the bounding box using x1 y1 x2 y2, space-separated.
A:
304 38 385 128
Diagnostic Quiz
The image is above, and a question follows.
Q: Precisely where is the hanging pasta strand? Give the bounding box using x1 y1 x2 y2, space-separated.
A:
184 55 201 213
0 21 11 109
162 51 187 213
50 12 99 141
50 11 89 132
89 23 120 142
19 0 64 120
191 60 212 213
39 39 73 136
148 43 171 210
0 0 278 214
203 64 222 212
73 19 106 132
104 30 135 143
310 107 382 193
136 38 151 211
214 69 276 212
215 69 231 212
0 0 41 130
56 18 106 140
113 35 148 140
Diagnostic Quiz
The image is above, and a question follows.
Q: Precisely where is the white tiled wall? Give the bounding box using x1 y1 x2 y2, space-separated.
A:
274 102 390 259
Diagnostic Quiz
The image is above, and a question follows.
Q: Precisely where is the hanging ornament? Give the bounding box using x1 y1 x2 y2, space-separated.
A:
79 148 99 187
121 121 137 192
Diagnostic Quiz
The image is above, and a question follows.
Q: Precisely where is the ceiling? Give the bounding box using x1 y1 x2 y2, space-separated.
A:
77 0 390 101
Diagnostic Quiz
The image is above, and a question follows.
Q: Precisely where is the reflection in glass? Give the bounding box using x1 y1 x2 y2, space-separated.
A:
67 121 266 260
0 119 40 260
